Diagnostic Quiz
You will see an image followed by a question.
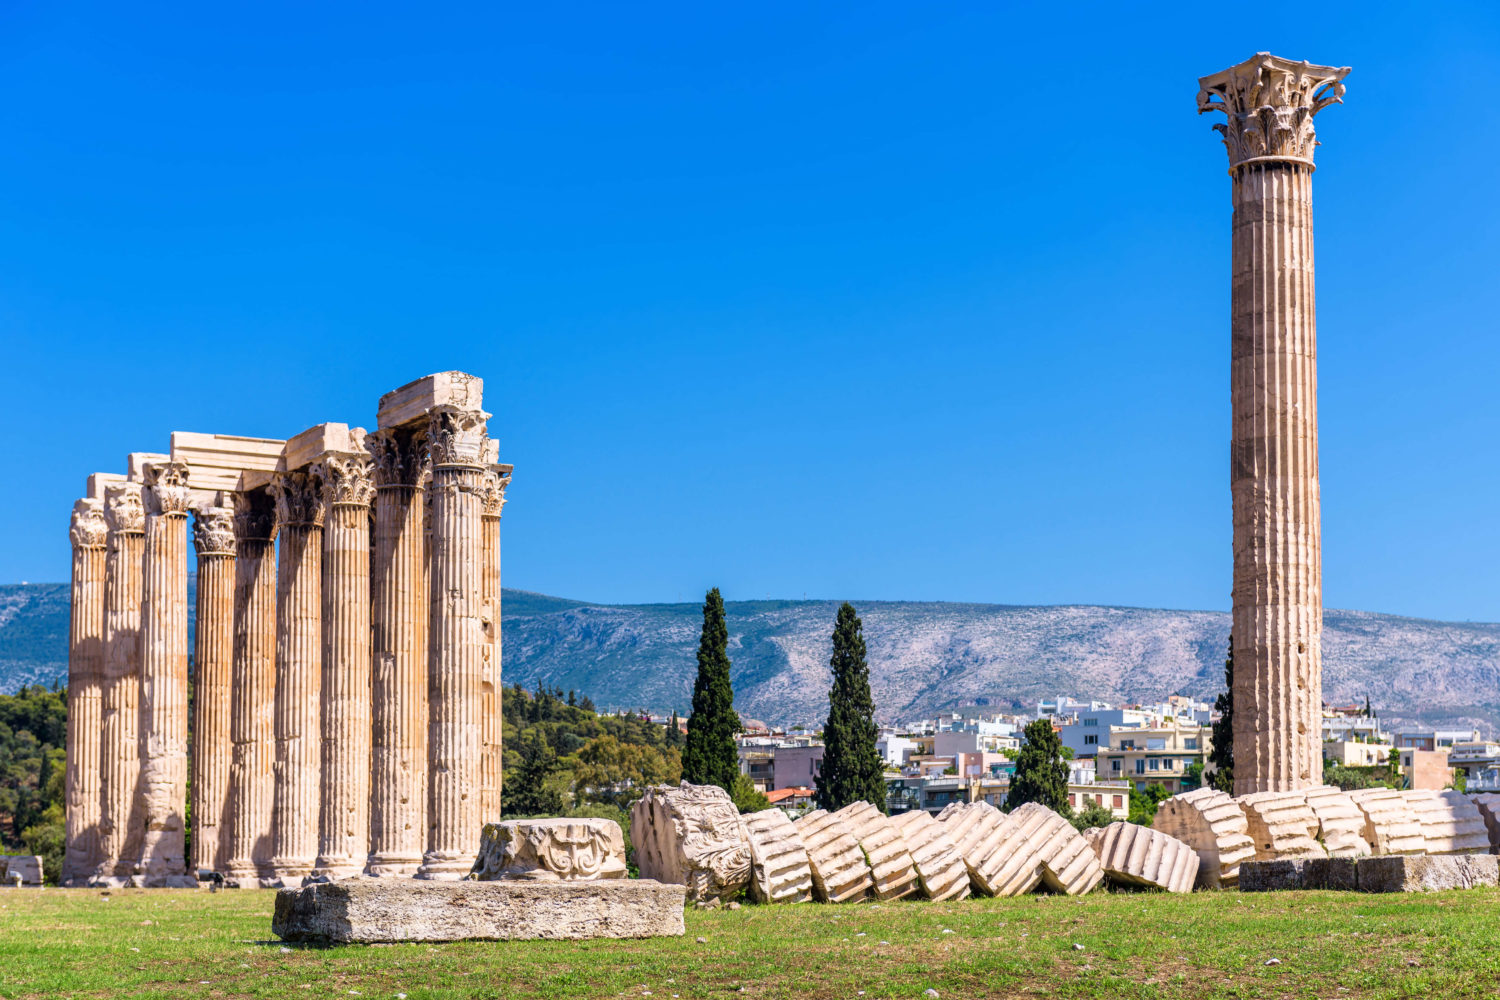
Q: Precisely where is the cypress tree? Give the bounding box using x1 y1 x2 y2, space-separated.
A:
506 729 564 817
814 602 887 813
1209 638 1235 793
665 709 683 748
683 588 741 790
1007 717 1069 813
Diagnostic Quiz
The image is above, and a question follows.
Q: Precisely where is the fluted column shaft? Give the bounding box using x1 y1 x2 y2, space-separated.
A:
314 455 374 877
99 484 145 878
479 467 510 823
138 463 191 882
368 428 429 875
191 507 236 874
1198 53 1347 796
225 491 277 882
1230 161 1321 794
270 472 324 879
418 407 489 878
63 499 107 885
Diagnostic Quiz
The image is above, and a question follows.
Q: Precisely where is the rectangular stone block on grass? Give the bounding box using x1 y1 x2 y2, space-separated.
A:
1356 854 1499 893
273 877 686 943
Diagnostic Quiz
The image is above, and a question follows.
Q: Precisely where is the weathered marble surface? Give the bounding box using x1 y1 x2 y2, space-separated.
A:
794 808 871 903
273 878 686 942
889 809 969 901
1153 788 1256 888
469 818 627 881
630 783 751 902
743 809 813 904
1083 822 1197 894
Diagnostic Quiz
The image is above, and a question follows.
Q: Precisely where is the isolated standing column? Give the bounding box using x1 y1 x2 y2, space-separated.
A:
224 488 278 884
63 497 108 885
269 470 324 881
313 450 375 878
190 505 236 875
367 427 430 875
478 465 511 822
417 405 490 878
1197 53 1349 794
98 482 145 879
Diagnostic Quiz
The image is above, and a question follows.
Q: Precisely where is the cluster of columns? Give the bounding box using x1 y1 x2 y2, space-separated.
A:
62 372 512 886
1198 54 1349 794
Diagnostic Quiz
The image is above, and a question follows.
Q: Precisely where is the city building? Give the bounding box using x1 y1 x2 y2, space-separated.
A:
1323 739 1392 768
1394 728 1482 751
1095 723 1212 794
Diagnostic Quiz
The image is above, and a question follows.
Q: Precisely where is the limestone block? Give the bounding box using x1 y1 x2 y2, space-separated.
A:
1347 788 1426 855
1236 791 1327 862
468 819 627 882
87 472 126 499
1008 802 1103 896
1401 790 1489 855
1300 786 1370 858
938 801 1037 897
1356 854 1499 893
281 423 364 472
1 856 43 886
793 809 872 903
888 810 970 901
1152 788 1256 888
378 372 485 430
169 432 286 492
272 877 686 943
1468 793 1500 852
1240 857 1358 892
832 802 919 901
629 783 751 902
1082 822 1197 894
742 809 813 904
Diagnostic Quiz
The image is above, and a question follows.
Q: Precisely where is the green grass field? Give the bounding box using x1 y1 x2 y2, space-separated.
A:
3 886 1499 999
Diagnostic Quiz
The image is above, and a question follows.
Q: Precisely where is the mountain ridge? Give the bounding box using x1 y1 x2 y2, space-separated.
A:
4 584 1498 733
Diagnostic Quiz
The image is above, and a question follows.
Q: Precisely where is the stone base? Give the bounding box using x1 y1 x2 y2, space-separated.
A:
272 877 687 943
1240 855 1497 893
1356 855 1499 893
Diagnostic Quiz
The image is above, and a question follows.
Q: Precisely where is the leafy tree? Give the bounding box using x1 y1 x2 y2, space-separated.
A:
504 729 566 817
814 603 887 813
1182 761 1204 792
1128 782 1172 826
573 734 681 809
0 685 67 883
730 773 771 814
1069 800 1116 833
1209 638 1235 793
1006 718 1069 814
682 588 741 791
1388 746 1406 789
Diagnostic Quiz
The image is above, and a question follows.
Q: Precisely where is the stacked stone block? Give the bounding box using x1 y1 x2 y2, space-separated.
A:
889 809 969 901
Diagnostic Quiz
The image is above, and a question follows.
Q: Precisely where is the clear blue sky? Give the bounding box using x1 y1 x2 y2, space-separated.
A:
3 3 1497 620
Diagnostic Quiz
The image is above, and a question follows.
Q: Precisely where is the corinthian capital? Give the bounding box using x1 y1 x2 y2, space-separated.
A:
427 405 491 469
1197 52 1349 169
480 466 513 519
269 470 326 529
315 451 376 507
103 483 145 535
233 489 278 542
71 498 108 549
369 426 432 488
192 506 236 556
143 461 193 517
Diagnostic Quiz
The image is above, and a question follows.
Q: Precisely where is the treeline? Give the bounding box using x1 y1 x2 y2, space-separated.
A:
0 685 66 882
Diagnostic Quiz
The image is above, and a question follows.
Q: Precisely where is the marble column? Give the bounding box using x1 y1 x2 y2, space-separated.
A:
190 505 236 875
138 461 192 884
269 470 324 881
417 405 490 879
98 482 145 879
478 466 511 823
367 427 430 875
224 489 277 884
313 450 374 878
1197 53 1349 795
63 498 107 885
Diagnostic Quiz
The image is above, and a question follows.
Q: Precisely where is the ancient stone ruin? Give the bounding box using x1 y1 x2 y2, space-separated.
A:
64 372 511 887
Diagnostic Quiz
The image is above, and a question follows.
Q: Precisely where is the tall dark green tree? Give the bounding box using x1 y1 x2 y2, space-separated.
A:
1209 638 1235 793
682 588 741 790
504 729 565 817
814 603 887 813
664 710 683 748
1006 717 1069 813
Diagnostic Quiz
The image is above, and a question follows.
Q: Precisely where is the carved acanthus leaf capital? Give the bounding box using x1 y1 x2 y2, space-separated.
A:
315 452 375 507
233 489 278 542
143 461 193 517
192 506 236 556
103 484 146 535
1197 52 1349 169
269 470 326 529
71 498 108 550
480 466 513 518
369 427 432 488
427 405 491 468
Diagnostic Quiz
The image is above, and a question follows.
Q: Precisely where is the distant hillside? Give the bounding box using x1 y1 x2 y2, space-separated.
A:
4 584 1498 732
